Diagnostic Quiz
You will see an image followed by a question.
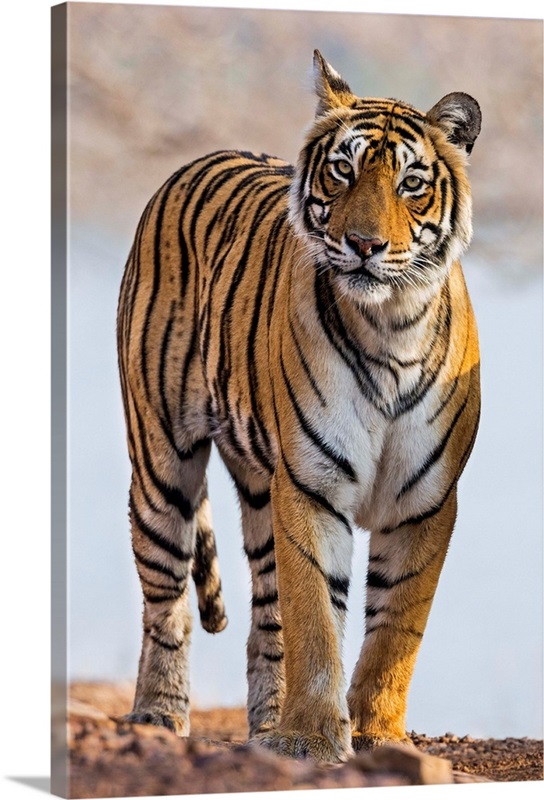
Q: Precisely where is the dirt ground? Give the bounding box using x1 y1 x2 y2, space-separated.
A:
66 682 542 797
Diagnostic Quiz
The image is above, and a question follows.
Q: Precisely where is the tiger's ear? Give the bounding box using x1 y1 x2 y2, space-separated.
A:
313 49 355 117
427 92 482 154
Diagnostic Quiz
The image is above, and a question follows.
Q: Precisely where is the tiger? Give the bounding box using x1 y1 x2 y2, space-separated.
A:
116 50 481 764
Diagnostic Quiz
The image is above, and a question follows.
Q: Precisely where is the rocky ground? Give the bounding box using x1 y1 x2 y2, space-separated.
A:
66 683 542 798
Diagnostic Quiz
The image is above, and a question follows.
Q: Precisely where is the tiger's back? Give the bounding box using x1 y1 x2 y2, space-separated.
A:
118 150 292 456
117 51 481 762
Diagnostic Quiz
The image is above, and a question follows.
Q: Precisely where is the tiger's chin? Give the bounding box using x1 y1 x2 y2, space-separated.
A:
334 259 449 311
335 270 395 307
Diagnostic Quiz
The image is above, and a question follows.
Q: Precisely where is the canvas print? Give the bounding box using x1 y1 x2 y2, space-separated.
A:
51 2 543 797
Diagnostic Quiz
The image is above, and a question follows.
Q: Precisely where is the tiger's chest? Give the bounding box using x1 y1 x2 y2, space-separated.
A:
308 356 449 532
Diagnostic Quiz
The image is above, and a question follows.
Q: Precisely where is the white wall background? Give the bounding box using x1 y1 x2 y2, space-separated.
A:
1 3 542 800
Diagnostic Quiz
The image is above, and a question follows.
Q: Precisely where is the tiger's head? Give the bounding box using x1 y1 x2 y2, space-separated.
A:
289 51 481 308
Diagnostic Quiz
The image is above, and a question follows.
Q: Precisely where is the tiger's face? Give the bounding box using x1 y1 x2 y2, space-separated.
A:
290 52 481 308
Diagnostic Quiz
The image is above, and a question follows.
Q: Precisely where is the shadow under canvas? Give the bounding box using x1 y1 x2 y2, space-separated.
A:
8 777 51 795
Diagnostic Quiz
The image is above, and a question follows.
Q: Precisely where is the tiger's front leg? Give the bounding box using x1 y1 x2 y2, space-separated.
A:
251 458 354 763
348 489 458 750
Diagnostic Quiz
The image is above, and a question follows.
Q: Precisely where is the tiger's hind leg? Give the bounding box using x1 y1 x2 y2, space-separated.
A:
238 485 286 737
124 428 214 736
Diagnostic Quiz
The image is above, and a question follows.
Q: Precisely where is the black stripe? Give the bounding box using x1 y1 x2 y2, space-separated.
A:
381 408 478 534
191 528 218 587
158 300 177 430
315 270 385 410
359 304 384 332
282 454 352 535
366 568 421 590
130 495 193 562
140 574 185 594
217 183 291 399
427 314 471 424
133 547 186 583
244 537 275 561
258 561 276 576
132 406 195 520
131 401 195 506
178 314 199 421
244 209 288 474
185 152 260 249
328 575 350 595
391 284 452 417
258 622 282 632
276 504 351 614
286 272 328 407
390 123 417 143
149 634 182 651
427 375 459 425
397 390 470 499
279 350 356 481
177 194 190 299
394 114 426 137
434 179 456 262
200 163 273 254
246 416 274 475
262 652 284 662
119 199 152 397
331 595 348 612
252 591 279 607
266 223 285 329
130 459 163 516
236 482 271 510
154 689 189 703
201 163 289 267
273 502 324 574
143 591 181 604
141 169 185 401
390 300 431 332
200 243 238 367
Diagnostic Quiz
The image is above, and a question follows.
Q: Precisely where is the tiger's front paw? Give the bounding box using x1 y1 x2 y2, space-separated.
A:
121 710 190 736
352 731 414 752
251 728 353 763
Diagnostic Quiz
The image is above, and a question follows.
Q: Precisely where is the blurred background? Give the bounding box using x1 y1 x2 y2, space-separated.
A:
66 1 542 739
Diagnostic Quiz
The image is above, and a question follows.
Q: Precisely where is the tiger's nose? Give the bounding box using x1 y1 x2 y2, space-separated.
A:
346 233 388 258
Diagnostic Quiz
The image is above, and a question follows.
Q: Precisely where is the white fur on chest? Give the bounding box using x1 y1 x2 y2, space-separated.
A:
307 360 447 534
289 276 450 532
357 395 446 532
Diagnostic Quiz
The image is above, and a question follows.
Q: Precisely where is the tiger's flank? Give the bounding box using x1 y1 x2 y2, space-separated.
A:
116 50 481 763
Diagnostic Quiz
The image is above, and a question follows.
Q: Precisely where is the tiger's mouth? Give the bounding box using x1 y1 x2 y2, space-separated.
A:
329 253 396 304
343 261 386 284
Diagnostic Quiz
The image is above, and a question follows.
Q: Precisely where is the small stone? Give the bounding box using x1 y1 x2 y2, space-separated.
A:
354 742 454 785
68 700 109 722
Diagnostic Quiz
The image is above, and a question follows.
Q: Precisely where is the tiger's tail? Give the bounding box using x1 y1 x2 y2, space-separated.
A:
191 490 228 633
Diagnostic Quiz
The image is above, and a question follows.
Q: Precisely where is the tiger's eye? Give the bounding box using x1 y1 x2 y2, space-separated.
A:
402 175 424 191
334 160 353 178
